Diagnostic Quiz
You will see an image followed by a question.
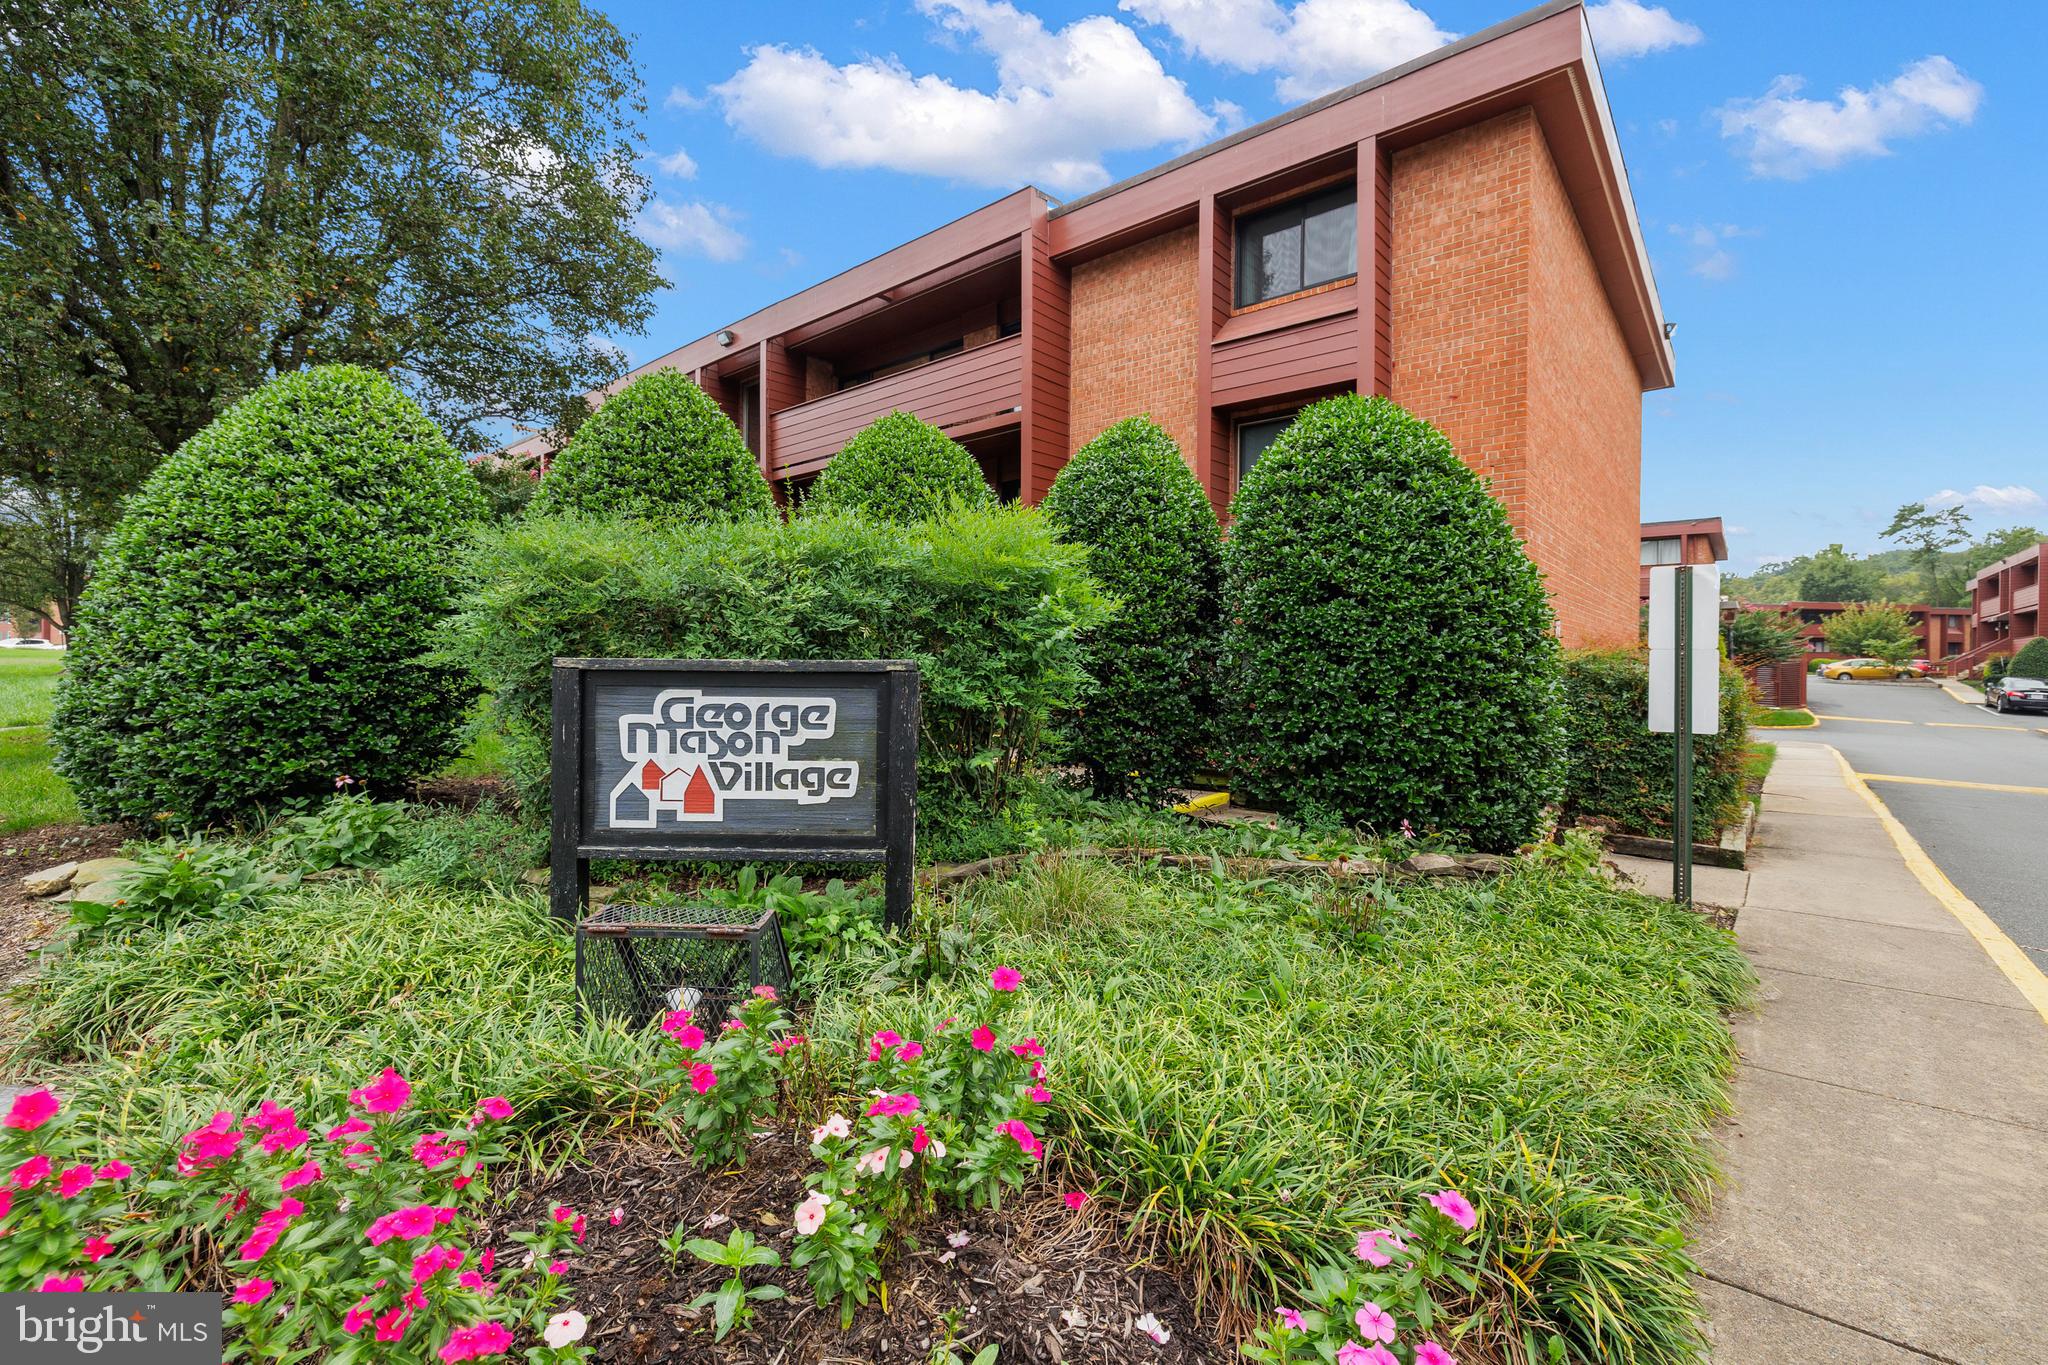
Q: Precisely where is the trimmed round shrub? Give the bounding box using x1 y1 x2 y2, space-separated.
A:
1043 416 1222 799
2006 636 2048 679
804 410 992 523
51 365 487 825
1219 394 1563 850
1558 648 1751 837
529 370 774 524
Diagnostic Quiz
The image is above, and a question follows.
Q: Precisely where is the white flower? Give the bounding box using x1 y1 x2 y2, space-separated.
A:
543 1310 588 1348
937 1250 956 1263
702 1212 730 1229
898 1149 915 1170
929 1138 948 1160
1135 1313 1170 1344
947 1231 971 1248
811 1113 852 1143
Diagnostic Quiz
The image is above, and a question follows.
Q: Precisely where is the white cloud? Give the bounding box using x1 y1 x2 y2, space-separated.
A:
1585 0 1701 60
663 85 709 111
637 199 747 261
1719 55 1983 179
1670 222 1758 281
1119 0 1453 103
1927 485 2044 513
712 0 1218 196
654 147 698 179
1724 525 1750 536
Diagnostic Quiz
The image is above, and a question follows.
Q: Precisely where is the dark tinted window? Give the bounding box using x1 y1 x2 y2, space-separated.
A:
1235 187 1357 307
1236 414 1295 481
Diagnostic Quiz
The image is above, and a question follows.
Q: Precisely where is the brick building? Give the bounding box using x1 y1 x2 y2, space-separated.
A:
1638 517 1726 601
1742 601 1969 664
516 0 1672 646
1957 540 2047 673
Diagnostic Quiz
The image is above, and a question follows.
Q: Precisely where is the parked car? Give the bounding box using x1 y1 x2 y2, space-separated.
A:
1820 657 1911 681
0 637 61 650
1985 675 2048 714
1907 658 1934 677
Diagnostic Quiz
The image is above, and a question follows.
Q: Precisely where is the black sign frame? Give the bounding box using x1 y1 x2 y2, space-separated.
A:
549 658 919 929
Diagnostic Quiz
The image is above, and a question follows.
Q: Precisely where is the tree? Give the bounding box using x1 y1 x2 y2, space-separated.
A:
1795 544 1885 603
1220 395 1563 851
1043 416 1222 800
51 366 486 825
1958 525 2045 585
528 371 774 525
2007 637 2048 680
0 0 661 606
1724 609 1804 669
804 412 992 523
1823 603 1917 659
1881 501 1972 605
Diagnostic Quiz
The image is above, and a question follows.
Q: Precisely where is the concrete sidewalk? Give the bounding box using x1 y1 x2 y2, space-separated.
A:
1626 740 2048 1362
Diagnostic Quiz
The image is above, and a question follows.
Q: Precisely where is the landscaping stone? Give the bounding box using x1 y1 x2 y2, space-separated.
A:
67 856 137 888
21 861 78 897
1398 852 1461 876
70 880 128 907
1455 853 1513 876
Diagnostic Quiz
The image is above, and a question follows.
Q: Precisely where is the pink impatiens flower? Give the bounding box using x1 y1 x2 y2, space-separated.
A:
661 1012 706 1050
365 1205 459 1246
751 984 778 1001
864 1092 920 1118
37 1275 85 1292
1277 1308 1305 1331
3 1088 60 1130
970 1025 996 1053
989 966 1021 992
1336 1344 1397 1365
476 1096 515 1121
327 1116 372 1141
1063 1191 1089 1210
552 1206 587 1243
547 1260 569 1276
373 1308 412 1342
280 1160 324 1192
896 1040 924 1062
1010 1037 1045 1059
810 1113 851 1143
1028 1084 1052 1103
794 1191 831 1235
1426 1189 1478 1231
12 1154 51 1189
411 1132 467 1170
84 1236 114 1263
688 1062 718 1095
439 1321 514 1361
1353 1228 1405 1267
995 1119 1041 1158
177 1112 243 1175
231 1279 274 1306
1414 1344 1457 1365
342 1296 376 1335
1354 1301 1396 1344
56 1163 95 1198
95 1160 133 1181
349 1067 413 1115
855 1148 889 1177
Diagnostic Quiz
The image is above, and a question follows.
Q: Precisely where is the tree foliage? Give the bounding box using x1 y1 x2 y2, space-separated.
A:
1881 501 1972 605
804 412 992 523
0 0 661 610
1822 602 1917 659
1220 395 1563 851
1043 416 1221 799
529 372 774 525
2006 637 2048 681
1723 608 1804 669
50 366 486 825
1794 544 1886 604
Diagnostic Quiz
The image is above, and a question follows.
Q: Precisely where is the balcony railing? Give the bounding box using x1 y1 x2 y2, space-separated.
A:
1980 592 2005 617
769 334 1024 479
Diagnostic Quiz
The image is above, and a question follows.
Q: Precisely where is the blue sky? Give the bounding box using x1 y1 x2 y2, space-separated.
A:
588 0 2045 571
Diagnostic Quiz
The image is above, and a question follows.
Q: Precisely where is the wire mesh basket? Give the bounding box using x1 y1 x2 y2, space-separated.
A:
574 903 794 1029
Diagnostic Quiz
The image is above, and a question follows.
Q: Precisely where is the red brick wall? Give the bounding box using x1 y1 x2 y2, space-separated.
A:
1390 108 1643 648
1067 225 1200 467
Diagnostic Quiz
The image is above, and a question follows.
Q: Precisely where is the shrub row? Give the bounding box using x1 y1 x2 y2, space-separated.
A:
1557 648 1752 838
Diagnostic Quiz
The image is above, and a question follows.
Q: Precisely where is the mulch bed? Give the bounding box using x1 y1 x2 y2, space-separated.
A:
0 822 130 986
410 774 519 812
489 1133 1229 1365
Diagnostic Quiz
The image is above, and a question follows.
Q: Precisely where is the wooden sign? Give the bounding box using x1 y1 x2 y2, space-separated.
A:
549 659 919 928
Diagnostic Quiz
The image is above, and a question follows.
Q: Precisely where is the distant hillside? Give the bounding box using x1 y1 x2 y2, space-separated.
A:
1727 527 2042 607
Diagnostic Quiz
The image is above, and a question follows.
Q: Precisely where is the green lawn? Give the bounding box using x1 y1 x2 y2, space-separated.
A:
0 650 64 728
0 728 81 833
1754 708 1816 728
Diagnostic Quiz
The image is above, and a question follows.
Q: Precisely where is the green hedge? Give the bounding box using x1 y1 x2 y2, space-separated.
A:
804 411 992 523
1043 416 1221 800
1220 395 1564 851
2006 637 2048 679
529 370 774 524
446 508 1109 835
52 366 486 825
1559 648 1752 838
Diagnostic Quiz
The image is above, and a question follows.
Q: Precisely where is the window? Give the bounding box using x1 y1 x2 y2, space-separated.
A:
1639 537 1682 566
1236 413 1296 482
1235 186 1357 307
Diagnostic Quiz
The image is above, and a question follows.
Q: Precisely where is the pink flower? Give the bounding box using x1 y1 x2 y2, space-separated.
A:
373 1307 412 1342
411 1132 467 1170
259 1123 310 1156
365 1205 458 1246
547 1260 569 1276
280 1160 324 1192
479 1248 496 1274
236 1225 281 1263
661 1012 704 1049
854 1147 889 1177
544 1311 588 1349
326 1116 371 1140
84 1236 114 1263
12 1154 51 1189
411 1244 466 1284
970 1025 996 1053
1063 1191 1089 1211
771 1035 806 1057
231 1279 274 1306
440 1321 515 1362
1335 1345 1397 1365
1426 1189 1478 1231
1353 1228 1405 1267
37 1275 85 1292
244 1100 296 1133
3 1088 60 1130
1011 1037 1045 1059
1277 1308 1305 1331
476 1096 514 1121
995 1119 1041 1158
1354 1301 1396 1344
0 1189 11 1221
349 1067 412 1115
1028 1084 1052 1103
608 1206 625 1226
552 1206 587 1243
897 1041 924 1062
343 1296 376 1335
96 1160 133 1181
720 1019 745 1034
177 1112 243 1174
688 1062 718 1095
751 984 778 1001
1414 1344 1457 1365
810 1114 851 1143
867 1029 904 1061
990 966 1021 992
864 1092 921 1118
794 1192 831 1235
457 1271 488 1293
1030 1060 1046 1080
56 1163 95 1198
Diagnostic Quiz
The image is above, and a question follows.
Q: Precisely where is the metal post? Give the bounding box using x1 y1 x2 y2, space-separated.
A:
1673 565 1694 908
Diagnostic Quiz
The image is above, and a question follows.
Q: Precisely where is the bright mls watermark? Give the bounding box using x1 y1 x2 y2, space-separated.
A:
4 1295 219 1363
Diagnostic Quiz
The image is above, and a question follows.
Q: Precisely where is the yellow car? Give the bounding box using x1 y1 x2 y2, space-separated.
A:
1821 657 1911 681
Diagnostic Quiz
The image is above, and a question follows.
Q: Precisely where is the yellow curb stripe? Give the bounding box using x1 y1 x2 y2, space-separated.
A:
1861 772 2048 797
1926 721 2024 731
1755 721 1819 730
1813 714 1914 724
1938 682 1982 705
1171 790 1230 813
1830 748 2048 1028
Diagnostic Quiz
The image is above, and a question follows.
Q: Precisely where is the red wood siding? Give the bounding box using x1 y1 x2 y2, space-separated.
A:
1210 309 1359 410
1019 215 1071 502
767 334 1024 478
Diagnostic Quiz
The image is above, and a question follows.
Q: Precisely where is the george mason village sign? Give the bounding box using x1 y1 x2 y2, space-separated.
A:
549 659 920 928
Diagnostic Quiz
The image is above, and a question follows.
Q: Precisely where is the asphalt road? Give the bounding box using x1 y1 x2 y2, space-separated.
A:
1800 674 2048 970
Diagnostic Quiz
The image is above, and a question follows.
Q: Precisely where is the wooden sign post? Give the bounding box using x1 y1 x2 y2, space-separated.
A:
549 659 920 929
